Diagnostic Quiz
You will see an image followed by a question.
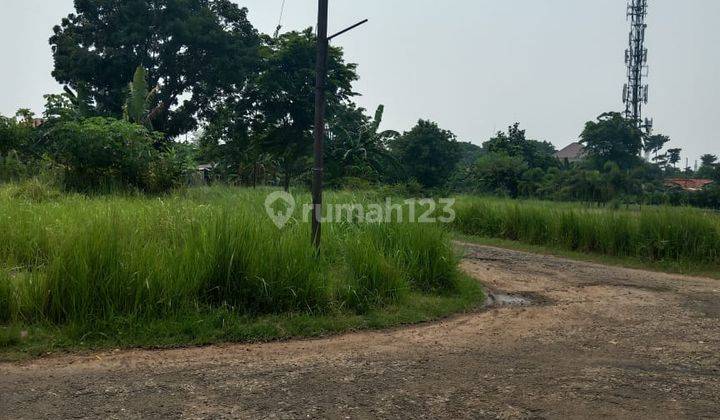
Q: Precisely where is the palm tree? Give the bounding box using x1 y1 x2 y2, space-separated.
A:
643 134 670 161
700 154 718 167
667 148 682 169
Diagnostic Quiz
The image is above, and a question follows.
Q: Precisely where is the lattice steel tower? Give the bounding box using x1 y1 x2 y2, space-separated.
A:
623 0 653 134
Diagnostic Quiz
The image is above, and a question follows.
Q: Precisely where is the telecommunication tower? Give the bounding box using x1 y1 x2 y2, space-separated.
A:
622 0 653 134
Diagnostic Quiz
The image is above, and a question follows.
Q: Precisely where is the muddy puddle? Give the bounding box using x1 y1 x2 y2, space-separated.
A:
485 292 533 307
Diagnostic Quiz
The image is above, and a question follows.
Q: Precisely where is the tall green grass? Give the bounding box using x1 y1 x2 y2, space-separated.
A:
0 186 463 332
454 196 720 266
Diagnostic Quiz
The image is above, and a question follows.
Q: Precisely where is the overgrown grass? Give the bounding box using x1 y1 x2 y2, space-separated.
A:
453 196 720 268
0 186 482 358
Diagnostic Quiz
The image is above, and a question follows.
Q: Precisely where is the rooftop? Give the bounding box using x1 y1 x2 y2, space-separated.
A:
555 142 586 162
664 178 714 191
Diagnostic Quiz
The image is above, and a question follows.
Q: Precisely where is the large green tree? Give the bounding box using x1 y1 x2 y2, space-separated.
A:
580 112 643 170
390 120 461 189
483 123 557 170
251 29 359 190
199 29 359 190
471 152 528 197
50 0 261 137
698 154 718 179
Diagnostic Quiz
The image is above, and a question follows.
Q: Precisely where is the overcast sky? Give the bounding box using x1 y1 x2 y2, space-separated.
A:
1 0 718 165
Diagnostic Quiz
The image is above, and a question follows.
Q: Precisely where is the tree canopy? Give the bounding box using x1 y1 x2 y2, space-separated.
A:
50 0 262 137
580 112 643 170
483 123 557 170
199 29 360 190
390 120 461 189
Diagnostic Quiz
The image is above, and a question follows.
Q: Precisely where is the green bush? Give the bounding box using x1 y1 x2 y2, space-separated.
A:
52 117 160 191
148 144 197 193
0 115 34 157
49 117 193 193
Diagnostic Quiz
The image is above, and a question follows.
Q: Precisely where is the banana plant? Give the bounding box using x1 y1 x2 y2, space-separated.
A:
341 105 400 173
123 66 163 129
62 83 93 118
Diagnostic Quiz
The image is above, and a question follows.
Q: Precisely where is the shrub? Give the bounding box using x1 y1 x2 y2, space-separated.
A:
0 115 34 156
148 143 197 193
51 117 164 192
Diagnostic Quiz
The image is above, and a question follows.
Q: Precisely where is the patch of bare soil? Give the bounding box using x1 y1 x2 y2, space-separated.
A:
2 243 719 419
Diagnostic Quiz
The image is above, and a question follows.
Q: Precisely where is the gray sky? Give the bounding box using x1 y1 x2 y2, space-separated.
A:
1 0 718 165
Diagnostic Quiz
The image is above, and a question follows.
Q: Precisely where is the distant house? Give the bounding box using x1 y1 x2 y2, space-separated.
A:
555 142 586 163
194 163 217 184
664 178 714 192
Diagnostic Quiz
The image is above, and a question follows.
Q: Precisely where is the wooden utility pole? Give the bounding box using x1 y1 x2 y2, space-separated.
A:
311 0 367 250
311 0 329 250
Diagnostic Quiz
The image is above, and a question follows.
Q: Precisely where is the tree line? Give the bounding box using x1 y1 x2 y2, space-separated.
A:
0 0 718 208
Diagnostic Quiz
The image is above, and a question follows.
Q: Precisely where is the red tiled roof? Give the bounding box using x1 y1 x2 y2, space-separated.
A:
664 178 714 191
555 142 586 161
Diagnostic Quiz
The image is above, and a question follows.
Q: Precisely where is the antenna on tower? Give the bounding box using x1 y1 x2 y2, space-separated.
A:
623 0 653 135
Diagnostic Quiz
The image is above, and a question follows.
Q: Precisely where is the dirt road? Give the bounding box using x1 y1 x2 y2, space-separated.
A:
2 243 719 419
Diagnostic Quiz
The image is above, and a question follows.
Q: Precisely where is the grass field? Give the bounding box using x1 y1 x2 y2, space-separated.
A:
453 196 720 272
4 185 719 359
0 185 483 359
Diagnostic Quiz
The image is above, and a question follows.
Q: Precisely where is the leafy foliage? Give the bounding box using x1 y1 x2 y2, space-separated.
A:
471 152 528 197
48 117 192 192
325 104 400 187
580 112 643 170
483 123 557 170
391 120 461 189
0 113 36 156
199 29 359 190
123 66 159 130
50 0 262 137
254 29 359 190
51 117 159 190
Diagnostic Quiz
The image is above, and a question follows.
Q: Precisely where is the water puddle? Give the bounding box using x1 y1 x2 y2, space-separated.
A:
485 293 533 308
